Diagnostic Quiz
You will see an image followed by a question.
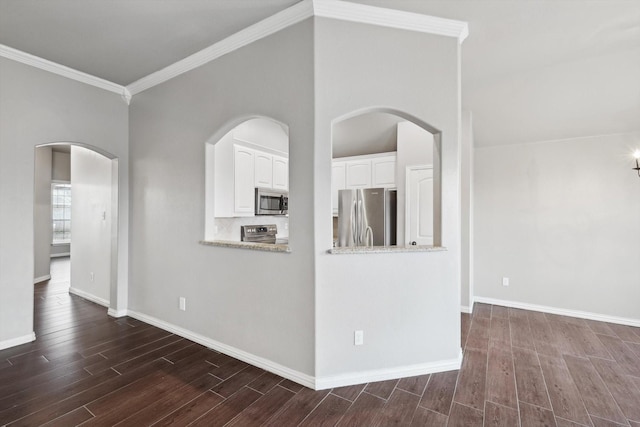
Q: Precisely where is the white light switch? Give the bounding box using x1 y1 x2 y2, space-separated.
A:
502 277 510 287
354 330 364 346
179 297 186 311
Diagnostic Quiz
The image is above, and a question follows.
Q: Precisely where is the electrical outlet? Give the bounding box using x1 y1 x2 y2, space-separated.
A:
90 272 95 282
284 222 288 230
179 297 186 311
354 330 364 346
502 277 510 287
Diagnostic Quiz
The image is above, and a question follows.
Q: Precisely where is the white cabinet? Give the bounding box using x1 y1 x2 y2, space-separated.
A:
272 155 288 191
254 152 273 188
345 160 372 188
372 156 396 187
331 162 346 215
332 152 397 216
215 143 287 218
233 145 255 215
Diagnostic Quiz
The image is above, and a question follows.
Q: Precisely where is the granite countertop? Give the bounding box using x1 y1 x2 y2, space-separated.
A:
200 240 290 253
328 245 447 254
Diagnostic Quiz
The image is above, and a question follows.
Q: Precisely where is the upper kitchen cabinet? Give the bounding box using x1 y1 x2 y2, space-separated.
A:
254 151 273 189
371 155 396 187
331 152 397 215
208 118 289 220
272 155 288 191
234 145 256 215
345 159 372 188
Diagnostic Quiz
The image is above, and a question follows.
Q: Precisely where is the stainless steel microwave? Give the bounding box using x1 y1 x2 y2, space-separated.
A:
255 188 288 215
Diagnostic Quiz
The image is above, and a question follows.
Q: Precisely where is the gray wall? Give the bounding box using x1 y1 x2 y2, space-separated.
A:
474 132 640 321
0 57 128 347
52 151 71 181
314 18 462 378
33 146 53 281
70 146 112 304
128 20 315 376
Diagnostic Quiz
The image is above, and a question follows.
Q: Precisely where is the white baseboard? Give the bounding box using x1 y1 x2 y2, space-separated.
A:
33 274 51 284
474 296 640 328
126 310 316 389
460 305 472 314
107 308 128 318
69 287 109 308
50 252 70 258
122 309 464 391
0 331 36 351
315 349 463 390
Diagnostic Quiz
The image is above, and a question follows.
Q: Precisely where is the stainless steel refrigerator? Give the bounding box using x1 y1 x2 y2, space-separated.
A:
337 188 396 247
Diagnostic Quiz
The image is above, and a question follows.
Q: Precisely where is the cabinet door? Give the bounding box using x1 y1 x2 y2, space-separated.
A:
345 160 372 188
332 161 346 215
234 145 255 215
272 155 288 191
254 151 273 188
372 155 396 187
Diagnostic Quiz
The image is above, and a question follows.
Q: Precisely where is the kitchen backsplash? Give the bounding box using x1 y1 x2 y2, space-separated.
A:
214 216 289 241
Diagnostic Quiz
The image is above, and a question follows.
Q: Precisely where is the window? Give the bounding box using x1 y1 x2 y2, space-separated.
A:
52 183 71 244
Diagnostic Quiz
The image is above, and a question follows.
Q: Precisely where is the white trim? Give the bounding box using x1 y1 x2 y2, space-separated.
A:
126 0 468 96
33 274 51 284
126 310 316 389
315 348 463 390
107 308 128 318
50 252 70 258
474 296 640 328
460 305 472 314
1 1 468 99
126 0 315 96
0 332 36 351
312 0 469 43
0 43 126 97
69 287 110 308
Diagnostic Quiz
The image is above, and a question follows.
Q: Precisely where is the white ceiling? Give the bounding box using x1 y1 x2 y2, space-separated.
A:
1 0 638 147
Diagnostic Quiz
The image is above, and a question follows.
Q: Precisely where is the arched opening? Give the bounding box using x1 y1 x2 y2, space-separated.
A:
331 109 442 248
33 142 120 321
204 116 290 246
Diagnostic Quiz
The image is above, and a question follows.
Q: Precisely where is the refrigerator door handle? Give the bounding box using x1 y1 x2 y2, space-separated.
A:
351 199 357 246
365 226 373 247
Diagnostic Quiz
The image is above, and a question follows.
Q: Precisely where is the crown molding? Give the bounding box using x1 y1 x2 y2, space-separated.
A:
126 0 315 96
126 0 468 96
0 43 129 101
312 0 469 43
2 1 468 100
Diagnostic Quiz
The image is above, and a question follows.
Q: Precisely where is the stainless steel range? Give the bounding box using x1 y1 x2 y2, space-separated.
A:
241 224 277 244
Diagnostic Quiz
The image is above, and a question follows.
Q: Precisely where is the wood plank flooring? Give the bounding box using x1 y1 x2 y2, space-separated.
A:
2 257 640 426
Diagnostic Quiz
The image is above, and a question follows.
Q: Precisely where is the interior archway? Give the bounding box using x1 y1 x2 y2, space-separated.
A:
33 142 121 320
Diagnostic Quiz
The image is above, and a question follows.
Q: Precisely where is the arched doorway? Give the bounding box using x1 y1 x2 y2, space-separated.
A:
33 142 121 320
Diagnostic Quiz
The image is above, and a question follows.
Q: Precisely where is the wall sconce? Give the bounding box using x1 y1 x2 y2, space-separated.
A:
634 150 640 177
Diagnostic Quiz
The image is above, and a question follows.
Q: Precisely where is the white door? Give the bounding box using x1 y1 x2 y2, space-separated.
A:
406 166 433 245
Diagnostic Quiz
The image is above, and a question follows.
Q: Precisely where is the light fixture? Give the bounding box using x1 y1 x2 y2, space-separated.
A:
634 150 640 177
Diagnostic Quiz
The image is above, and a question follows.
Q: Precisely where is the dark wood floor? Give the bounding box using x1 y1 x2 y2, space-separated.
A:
2 258 640 426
